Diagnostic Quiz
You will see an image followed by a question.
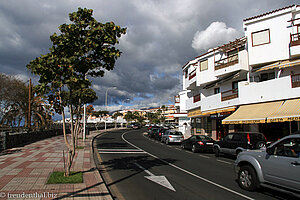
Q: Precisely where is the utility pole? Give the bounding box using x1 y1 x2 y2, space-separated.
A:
28 79 32 129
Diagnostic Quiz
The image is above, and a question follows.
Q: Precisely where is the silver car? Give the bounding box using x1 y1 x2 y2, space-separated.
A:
161 130 184 145
235 134 300 195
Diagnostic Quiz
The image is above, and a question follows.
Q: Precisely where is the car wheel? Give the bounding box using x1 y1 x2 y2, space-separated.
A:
238 165 258 191
256 141 266 149
192 145 197 153
214 147 220 157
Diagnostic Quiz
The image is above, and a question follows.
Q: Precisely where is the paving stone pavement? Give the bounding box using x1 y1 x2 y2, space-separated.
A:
0 129 117 200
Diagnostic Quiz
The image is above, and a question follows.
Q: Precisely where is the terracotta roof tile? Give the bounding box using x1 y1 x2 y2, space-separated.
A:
243 5 296 22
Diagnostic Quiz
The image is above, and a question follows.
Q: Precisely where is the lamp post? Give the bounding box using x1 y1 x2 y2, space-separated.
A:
121 98 130 127
105 86 117 130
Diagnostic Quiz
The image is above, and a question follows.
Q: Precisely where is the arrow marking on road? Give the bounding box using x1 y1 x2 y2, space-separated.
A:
134 163 176 192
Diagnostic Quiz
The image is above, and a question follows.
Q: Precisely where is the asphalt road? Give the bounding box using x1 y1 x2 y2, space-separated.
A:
94 128 295 200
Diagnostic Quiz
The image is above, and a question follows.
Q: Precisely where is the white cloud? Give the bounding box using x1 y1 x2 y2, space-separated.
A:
192 21 240 52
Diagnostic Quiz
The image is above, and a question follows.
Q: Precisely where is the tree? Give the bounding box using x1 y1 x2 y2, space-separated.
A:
0 74 51 129
27 8 126 176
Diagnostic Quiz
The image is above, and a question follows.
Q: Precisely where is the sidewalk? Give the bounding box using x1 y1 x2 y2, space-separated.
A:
0 129 115 200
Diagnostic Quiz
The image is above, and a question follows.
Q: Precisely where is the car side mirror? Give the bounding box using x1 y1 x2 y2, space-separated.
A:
266 147 274 155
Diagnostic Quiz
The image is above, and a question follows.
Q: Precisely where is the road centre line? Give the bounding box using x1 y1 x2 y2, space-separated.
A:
122 131 254 200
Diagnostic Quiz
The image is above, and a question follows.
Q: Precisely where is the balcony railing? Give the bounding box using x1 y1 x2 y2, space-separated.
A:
193 94 201 103
290 33 300 47
189 69 196 80
215 54 239 70
221 88 238 101
291 73 300 88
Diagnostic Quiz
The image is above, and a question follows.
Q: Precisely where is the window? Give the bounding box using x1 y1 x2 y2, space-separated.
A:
274 138 300 158
200 60 208 71
224 134 233 141
260 72 275 82
214 87 220 94
185 69 188 79
252 29 270 47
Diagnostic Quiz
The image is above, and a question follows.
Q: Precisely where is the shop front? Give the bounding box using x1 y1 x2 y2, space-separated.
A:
188 107 236 140
222 99 300 141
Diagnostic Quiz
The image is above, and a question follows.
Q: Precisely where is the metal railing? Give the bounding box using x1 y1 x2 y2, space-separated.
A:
215 54 239 70
290 33 300 47
291 73 300 88
221 88 238 101
193 94 201 103
189 69 197 80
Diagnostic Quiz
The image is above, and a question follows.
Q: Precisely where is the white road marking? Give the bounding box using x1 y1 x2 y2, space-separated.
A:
134 163 176 192
216 159 233 165
199 155 210 159
98 148 146 154
122 131 254 200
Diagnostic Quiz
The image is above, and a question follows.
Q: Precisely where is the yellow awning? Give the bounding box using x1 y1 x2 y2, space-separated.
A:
201 106 236 115
222 101 283 124
267 98 300 122
255 59 300 72
187 108 202 118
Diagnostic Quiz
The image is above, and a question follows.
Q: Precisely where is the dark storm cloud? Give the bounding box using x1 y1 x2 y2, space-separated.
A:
0 0 299 110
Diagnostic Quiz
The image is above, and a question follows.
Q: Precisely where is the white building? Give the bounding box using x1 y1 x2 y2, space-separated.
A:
182 5 300 141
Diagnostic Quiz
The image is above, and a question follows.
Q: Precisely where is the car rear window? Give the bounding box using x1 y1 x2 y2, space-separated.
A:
169 131 182 135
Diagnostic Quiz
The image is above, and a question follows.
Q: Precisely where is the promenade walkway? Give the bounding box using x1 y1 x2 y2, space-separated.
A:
0 129 116 200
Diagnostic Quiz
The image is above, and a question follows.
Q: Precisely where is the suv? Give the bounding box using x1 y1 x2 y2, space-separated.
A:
213 132 267 157
235 134 300 196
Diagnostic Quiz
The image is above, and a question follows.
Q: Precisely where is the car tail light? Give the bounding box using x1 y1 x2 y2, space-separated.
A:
169 136 172 138
159 133 162 136
247 133 251 144
198 141 204 145
181 136 184 139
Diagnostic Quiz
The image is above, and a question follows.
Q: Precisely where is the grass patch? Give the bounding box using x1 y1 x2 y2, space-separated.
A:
47 171 83 184
76 146 84 149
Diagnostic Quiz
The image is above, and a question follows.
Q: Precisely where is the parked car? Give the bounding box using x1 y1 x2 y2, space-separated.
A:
213 132 267 157
148 127 160 138
127 122 141 129
181 135 215 153
161 130 184 145
234 134 300 196
153 128 169 141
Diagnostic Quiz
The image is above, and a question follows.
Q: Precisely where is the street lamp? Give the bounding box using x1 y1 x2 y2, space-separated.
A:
105 86 117 130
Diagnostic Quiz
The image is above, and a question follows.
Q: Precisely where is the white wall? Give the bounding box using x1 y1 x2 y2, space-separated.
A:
245 10 292 66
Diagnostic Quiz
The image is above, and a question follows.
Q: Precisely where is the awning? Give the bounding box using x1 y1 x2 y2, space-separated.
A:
222 101 284 124
255 58 300 72
201 106 236 115
267 98 300 122
187 108 202 118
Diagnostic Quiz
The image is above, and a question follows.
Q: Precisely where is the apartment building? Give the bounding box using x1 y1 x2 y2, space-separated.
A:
182 5 300 141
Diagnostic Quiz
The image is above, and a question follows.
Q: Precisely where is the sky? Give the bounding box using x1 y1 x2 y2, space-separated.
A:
0 0 298 112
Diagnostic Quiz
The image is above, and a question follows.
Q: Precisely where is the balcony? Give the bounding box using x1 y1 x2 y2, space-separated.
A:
291 73 300 88
185 69 197 90
221 89 238 101
290 33 300 47
189 69 197 80
215 54 239 71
